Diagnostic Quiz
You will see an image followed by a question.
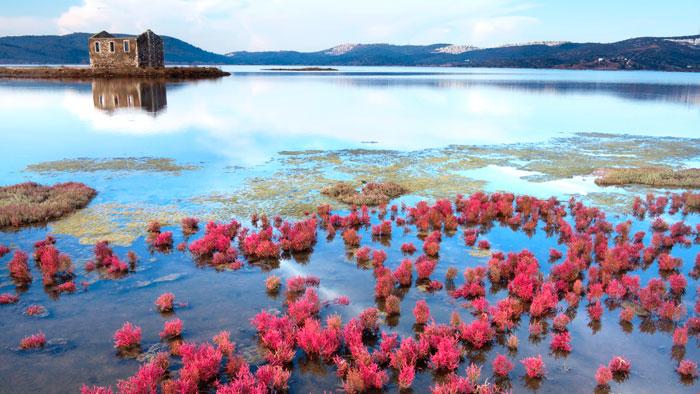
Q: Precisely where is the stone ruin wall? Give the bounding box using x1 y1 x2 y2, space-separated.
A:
89 38 138 68
136 33 164 68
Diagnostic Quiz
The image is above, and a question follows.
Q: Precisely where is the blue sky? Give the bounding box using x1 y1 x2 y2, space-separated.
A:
1 0 698 52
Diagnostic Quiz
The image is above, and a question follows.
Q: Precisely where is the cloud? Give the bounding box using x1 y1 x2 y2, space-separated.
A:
471 16 540 43
0 16 59 36
51 0 540 52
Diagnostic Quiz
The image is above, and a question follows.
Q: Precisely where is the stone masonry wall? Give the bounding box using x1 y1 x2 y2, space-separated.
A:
136 32 164 68
89 37 138 68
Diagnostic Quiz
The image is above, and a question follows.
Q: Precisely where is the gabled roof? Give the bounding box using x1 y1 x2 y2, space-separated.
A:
137 29 160 40
91 31 114 38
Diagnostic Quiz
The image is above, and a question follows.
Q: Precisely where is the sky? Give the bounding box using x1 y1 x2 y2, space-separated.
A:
1 0 699 53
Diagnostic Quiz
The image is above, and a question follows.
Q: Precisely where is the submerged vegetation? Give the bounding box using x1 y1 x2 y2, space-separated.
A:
0 182 96 228
50 202 191 246
595 167 700 188
28 133 699 245
26 157 200 174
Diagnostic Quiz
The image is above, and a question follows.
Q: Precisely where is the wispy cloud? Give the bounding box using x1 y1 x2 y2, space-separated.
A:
51 0 541 52
0 16 59 36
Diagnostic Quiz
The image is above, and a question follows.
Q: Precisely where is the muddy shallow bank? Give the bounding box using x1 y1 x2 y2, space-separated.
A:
0 66 230 80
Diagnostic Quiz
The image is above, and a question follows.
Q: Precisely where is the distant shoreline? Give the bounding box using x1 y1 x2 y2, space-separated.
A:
262 67 339 72
0 66 230 80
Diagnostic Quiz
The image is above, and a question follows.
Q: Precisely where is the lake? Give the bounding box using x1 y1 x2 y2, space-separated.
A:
1 67 700 393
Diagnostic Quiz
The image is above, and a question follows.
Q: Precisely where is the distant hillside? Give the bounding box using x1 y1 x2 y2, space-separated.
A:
1 33 699 71
0 33 231 65
226 35 700 71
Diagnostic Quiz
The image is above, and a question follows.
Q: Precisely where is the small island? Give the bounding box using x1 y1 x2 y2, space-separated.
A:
0 66 230 80
0 30 229 80
262 67 339 71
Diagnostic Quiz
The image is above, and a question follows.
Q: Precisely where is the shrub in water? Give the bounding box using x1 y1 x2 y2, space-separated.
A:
413 300 430 325
401 242 416 254
19 332 46 349
677 360 698 378
8 250 31 283
113 322 141 349
492 354 514 377
160 318 183 339
155 292 175 312
608 355 631 374
521 355 545 378
265 275 281 292
595 365 612 386
0 293 19 304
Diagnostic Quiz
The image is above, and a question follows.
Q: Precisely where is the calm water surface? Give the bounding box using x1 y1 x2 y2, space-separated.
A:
1 67 700 393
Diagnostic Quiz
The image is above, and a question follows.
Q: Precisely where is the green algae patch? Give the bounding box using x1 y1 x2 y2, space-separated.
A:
192 168 338 219
0 182 96 228
580 192 635 215
595 167 700 188
490 133 700 180
26 157 200 174
50 202 192 246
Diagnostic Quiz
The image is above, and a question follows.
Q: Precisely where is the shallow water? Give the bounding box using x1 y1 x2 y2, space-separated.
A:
1 67 700 393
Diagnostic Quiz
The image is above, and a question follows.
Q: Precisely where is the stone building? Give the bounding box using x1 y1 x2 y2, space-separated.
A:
88 30 164 68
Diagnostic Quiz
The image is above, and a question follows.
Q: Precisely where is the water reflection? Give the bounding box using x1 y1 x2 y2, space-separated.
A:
245 74 700 107
92 79 167 114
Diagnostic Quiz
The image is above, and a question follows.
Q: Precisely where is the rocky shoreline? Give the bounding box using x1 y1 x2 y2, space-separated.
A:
0 66 230 80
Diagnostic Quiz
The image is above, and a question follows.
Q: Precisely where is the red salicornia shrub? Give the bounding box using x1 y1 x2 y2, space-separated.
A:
152 231 173 248
430 336 461 371
177 342 223 389
113 322 141 349
413 300 430 325
242 227 280 260
609 356 631 374
673 326 688 346
342 229 361 247
160 318 183 339
385 295 401 315
394 259 413 286
677 360 698 378
492 354 514 377
265 275 281 292
279 218 317 252
550 331 572 353
460 318 495 349
521 355 545 378
595 365 612 386
401 242 416 254
25 304 47 316
8 250 31 283
19 332 46 349
189 220 239 257
181 217 199 235
0 182 96 228
155 292 175 312
371 220 392 238
416 256 437 280
0 293 19 304
0 244 9 258
57 281 76 293
80 385 113 394
116 352 169 394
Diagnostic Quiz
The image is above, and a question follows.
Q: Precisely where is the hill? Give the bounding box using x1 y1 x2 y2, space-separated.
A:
1 33 699 71
0 33 231 65
225 36 700 71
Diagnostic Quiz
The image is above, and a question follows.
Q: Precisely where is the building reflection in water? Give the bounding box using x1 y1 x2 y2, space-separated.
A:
92 79 167 114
